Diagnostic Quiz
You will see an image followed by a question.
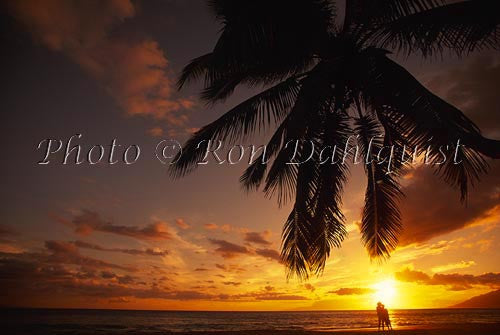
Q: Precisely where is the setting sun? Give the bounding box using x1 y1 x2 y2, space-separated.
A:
372 279 398 307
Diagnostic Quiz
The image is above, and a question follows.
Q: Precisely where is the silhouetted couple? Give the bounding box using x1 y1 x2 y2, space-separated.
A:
376 302 392 331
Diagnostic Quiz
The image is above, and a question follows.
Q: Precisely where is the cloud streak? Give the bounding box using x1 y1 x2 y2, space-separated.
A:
431 261 476 273
0 251 308 305
44 241 136 272
396 268 500 291
59 210 173 241
209 239 281 262
329 288 375 295
209 239 249 259
73 240 168 257
255 248 281 262
244 231 272 246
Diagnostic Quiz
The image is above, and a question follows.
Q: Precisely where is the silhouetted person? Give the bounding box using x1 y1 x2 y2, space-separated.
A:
382 306 392 330
376 302 384 331
376 302 392 331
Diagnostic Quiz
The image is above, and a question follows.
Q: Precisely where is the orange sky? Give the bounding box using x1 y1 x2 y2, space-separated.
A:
1 162 499 310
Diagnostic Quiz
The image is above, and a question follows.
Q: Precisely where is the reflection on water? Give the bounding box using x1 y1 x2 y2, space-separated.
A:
2 308 500 333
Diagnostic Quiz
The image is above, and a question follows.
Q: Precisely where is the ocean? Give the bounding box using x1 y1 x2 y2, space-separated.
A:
1 308 500 334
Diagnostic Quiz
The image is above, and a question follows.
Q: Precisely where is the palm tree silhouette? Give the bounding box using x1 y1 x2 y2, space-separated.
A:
170 0 500 279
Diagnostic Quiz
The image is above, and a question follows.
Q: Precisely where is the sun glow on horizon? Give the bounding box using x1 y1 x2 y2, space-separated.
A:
372 279 398 308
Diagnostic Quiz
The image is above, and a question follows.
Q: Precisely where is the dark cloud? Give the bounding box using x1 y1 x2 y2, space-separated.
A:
75 268 99 280
222 281 241 286
100 270 116 279
252 294 309 301
399 162 500 245
329 287 375 295
244 231 272 246
255 248 281 262
117 275 136 285
100 271 137 285
45 240 78 254
0 257 76 305
0 252 308 305
215 263 246 273
396 54 500 246
209 239 249 258
73 240 168 256
396 268 500 290
304 283 315 292
44 241 136 272
194 268 209 272
59 210 173 241
209 238 282 263
1 242 135 289
0 225 17 238
108 297 131 304
220 290 309 301
208 238 282 263
191 285 217 290
0 224 20 252
0 225 18 244
426 54 500 137
0 253 137 305
396 268 431 282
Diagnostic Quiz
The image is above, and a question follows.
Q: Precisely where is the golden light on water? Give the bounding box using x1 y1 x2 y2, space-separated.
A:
372 279 398 307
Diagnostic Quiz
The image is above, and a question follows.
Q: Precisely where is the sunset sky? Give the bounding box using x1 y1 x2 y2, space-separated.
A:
1 0 499 311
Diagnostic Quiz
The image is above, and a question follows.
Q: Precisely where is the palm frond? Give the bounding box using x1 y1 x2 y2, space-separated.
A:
177 53 213 90
281 156 319 280
344 0 443 34
263 62 338 205
306 108 350 275
187 0 335 105
238 120 285 192
355 114 403 259
169 77 301 178
281 97 350 279
363 53 492 201
435 142 489 203
368 0 500 56
281 204 314 280
263 136 302 206
172 0 500 280
200 71 249 103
